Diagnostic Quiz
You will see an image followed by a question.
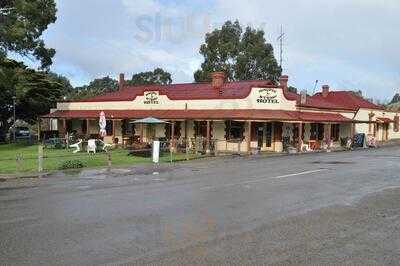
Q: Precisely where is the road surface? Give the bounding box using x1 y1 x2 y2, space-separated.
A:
1 147 400 265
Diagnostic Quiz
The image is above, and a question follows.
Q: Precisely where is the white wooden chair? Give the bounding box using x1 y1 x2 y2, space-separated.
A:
69 139 82 154
87 139 97 154
301 143 312 152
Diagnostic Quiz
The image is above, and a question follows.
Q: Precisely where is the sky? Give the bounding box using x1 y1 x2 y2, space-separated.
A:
21 0 400 101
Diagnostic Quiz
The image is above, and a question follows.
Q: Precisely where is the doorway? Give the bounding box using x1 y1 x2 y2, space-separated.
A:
253 122 273 150
256 124 264 148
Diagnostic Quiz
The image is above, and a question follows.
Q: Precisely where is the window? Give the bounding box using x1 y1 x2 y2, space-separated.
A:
66 120 73 133
225 120 244 140
310 123 324 141
165 121 181 139
310 124 317 140
331 124 340 141
81 120 87 134
106 120 113 136
194 121 209 138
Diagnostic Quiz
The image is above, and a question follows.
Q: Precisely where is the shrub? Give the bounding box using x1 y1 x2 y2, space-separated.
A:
58 159 86 170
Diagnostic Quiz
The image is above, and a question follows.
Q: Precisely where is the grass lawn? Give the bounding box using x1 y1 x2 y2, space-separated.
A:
0 143 195 174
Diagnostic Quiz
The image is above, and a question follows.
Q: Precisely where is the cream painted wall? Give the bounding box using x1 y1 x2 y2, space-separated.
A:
57 87 297 111
353 108 400 140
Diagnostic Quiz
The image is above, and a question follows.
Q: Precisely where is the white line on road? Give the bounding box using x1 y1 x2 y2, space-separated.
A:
200 169 328 191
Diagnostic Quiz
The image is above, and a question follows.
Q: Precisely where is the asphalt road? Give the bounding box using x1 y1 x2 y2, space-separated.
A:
1 147 400 265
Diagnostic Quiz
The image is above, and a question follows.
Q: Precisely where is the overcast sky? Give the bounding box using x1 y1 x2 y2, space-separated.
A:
23 0 400 100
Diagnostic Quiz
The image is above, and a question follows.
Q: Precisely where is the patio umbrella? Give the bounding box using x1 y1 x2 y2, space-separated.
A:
129 117 170 124
99 111 107 137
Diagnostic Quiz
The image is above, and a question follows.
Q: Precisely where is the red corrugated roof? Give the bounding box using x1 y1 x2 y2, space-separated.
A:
289 92 346 110
311 91 384 111
73 80 276 102
297 112 353 122
42 109 353 123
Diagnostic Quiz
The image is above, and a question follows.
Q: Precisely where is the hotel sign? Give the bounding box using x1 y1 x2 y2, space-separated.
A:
257 88 279 104
144 91 159 104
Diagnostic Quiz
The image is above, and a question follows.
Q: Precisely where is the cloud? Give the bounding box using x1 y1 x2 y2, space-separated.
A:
36 0 400 100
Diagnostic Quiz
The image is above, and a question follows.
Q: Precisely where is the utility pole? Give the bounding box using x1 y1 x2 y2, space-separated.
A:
277 25 285 69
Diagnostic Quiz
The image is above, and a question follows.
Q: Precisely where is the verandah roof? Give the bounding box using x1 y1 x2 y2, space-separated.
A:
42 109 354 123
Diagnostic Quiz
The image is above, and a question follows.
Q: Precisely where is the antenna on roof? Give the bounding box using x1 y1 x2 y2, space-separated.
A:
277 25 285 70
312 80 319 95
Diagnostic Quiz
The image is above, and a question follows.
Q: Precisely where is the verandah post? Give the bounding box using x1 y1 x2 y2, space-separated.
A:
206 120 211 154
247 121 252 155
184 120 189 161
171 121 175 151
170 121 175 163
297 122 303 152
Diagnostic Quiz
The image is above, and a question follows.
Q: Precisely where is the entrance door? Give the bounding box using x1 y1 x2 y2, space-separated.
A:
147 124 156 140
383 123 389 141
257 125 264 148
265 122 273 148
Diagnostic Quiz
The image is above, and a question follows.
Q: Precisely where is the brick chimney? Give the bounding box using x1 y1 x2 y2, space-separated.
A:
279 75 289 93
119 73 125 90
322 85 330 98
211 72 225 90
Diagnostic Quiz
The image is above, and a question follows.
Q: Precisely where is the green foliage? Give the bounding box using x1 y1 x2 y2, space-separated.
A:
126 68 172 86
0 0 57 69
390 93 400 104
70 76 118 100
288 86 298 93
58 159 86 170
46 72 74 97
194 20 281 83
194 21 242 82
0 58 62 136
68 69 172 100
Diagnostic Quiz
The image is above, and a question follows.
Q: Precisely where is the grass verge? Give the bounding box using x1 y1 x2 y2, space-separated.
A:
0 143 196 174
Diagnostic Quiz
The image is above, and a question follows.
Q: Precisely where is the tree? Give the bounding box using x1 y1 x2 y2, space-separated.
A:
194 21 281 83
0 0 57 69
235 27 281 81
0 58 62 136
46 72 74 96
70 76 118 100
127 68 172 86
390 93 400 104
194 21 242 82
69 68 172 100
287 86 298 94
